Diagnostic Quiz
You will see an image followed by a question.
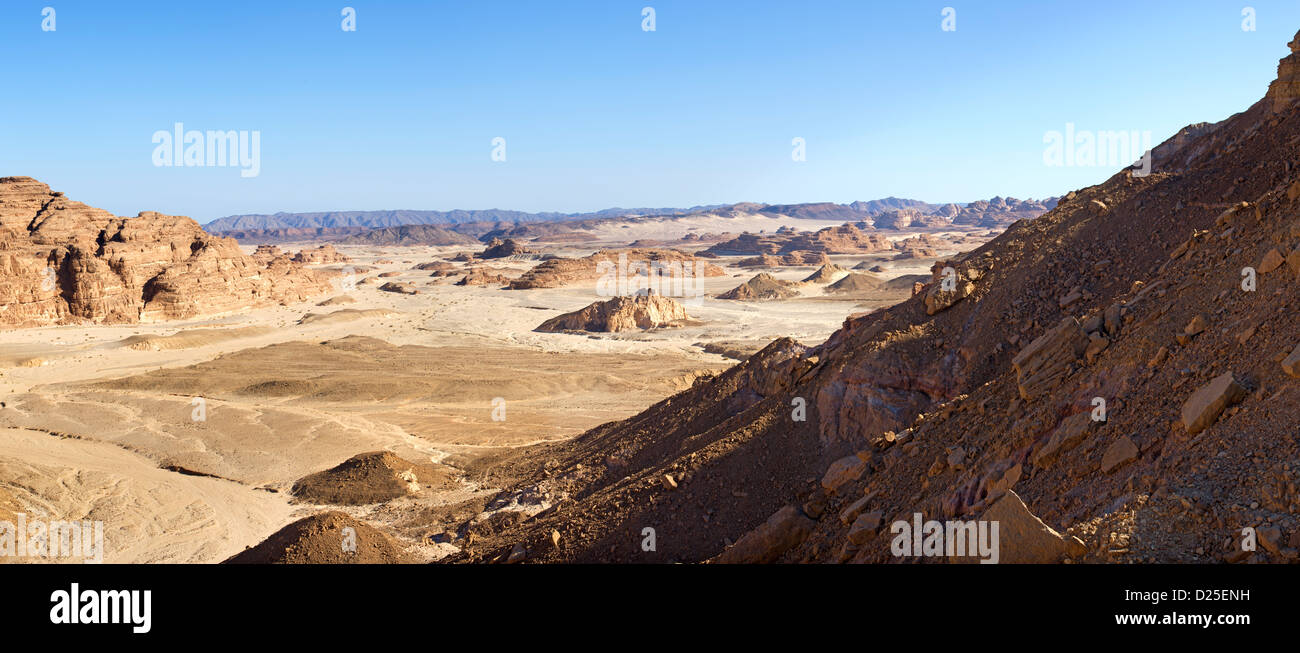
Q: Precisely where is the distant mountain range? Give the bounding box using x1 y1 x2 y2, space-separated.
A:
205 197 1058 244
204 206 729 231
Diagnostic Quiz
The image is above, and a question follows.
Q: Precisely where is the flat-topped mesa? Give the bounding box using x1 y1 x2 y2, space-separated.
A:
0 176 336 328
1267 29 1300 114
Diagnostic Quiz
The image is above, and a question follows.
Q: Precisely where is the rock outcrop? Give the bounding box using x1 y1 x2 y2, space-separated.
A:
535 293 689 333
455 267 512 286
508 249 725 290
478 238 533 259
1267 29 1300 114
0 177 335 328
292 244 350 264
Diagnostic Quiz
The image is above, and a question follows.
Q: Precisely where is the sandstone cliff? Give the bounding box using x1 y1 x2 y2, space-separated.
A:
0 177 334 328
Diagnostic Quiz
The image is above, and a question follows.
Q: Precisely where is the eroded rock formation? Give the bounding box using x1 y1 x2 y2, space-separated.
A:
0 177 335 327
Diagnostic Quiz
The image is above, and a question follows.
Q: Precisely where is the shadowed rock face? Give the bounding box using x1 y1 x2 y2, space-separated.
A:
0 177 335 327
535 293 689 332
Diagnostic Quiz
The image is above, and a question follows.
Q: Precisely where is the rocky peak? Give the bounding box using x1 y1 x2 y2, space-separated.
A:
1267 28 1300 113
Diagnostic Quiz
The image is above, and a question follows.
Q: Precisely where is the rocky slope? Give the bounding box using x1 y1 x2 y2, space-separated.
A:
450 29 1300 564
0 177 335 328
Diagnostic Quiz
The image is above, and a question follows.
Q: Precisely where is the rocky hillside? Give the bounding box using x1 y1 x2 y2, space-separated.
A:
451 29 1300 564
0 177 335 328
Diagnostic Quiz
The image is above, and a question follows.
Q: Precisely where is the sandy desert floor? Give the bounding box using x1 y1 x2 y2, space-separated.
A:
0 216 992 563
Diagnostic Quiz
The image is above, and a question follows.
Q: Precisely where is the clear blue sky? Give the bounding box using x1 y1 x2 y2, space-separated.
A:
2 0 1298 223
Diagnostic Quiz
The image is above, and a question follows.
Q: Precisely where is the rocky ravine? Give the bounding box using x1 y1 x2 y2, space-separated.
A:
448 29 1300 564
0 177 336 328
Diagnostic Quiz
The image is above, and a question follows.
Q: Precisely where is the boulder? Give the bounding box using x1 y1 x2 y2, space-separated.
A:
711 505 815 564
1100 436 1139 473
967 490 1086 564
1181 372 1248 434
821 455 868 494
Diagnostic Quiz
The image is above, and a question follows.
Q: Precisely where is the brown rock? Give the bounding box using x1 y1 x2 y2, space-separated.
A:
1181 372 1248 434
1100 436 1139 473
969 490 1086 564
1260 248 1285 274
847 510 883 545
924 273 975 315
839 495 873 525
1259 527 1283 555
1032 412 1093 469
1011 317 1090 400
821 455 868 494
1281 345 1300 377
711 505 814 564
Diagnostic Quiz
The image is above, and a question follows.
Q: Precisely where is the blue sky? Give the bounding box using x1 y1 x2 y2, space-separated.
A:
2 0 1298 222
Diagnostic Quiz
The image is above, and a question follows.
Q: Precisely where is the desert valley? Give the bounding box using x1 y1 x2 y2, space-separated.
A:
5 16 1300 576
0 173 1039 563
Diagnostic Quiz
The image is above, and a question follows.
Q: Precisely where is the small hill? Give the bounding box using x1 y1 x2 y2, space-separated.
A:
223 512 416 564
802 263 847 284
824 272 885 293
717 273 798 301
291 451 458 505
